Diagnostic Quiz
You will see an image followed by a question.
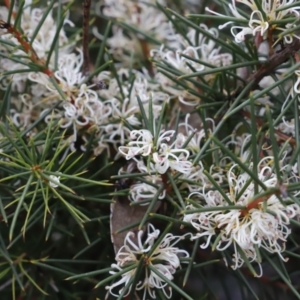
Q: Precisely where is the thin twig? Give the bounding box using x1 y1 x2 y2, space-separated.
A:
0 20 54 77
82 0 92 76
247 39 300 88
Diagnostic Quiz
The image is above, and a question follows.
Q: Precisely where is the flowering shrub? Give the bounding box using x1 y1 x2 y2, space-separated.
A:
1 0 300 299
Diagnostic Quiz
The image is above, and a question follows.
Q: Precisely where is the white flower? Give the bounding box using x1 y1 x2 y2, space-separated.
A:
153 143 192 174
119 129 153 160
152 130 192 174
231 26 254 43
10 94 35 129
105 263 137 298
130 182 166 203
49 175 61 188
94 1 184 65
102 98 140 146
129 160 166 204
162 47 205 74
152 72 200 106
54 51 85 94
205 2 247 30
106 224 189 299
276 23 300 45
151 26 231 105
207 0 300 44
183 190 226 249
119 128 193 174
179 162 224 193
0 0 74 93
184 158 300 271
249 10 269 38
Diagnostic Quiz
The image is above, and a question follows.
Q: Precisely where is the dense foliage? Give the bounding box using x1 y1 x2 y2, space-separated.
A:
1 0 300 299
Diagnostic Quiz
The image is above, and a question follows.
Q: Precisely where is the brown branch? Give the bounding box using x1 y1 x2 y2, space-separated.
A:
0 21 39 62
82 0 91 76
247 39 300 89
139 39 155 76
0 20 54 77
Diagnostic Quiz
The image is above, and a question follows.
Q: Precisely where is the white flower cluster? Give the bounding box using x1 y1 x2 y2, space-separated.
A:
184 157 300 273
44 64 173 155
118 115 224 204
1 1 177 156
94 0 185 66
0 0 73 92
106 223 189 299
2 0 300 297
119 129 193 174
207 0 300 44
128 160 166 204
151 25 232 106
